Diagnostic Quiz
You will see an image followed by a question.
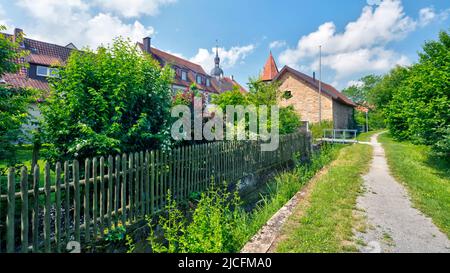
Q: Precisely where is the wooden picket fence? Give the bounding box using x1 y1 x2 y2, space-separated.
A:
0 132 311 253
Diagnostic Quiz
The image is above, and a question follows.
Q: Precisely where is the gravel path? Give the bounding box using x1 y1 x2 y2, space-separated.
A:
356 133 450 253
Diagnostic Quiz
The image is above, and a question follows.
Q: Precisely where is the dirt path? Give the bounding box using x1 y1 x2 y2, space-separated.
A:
356 133 450 253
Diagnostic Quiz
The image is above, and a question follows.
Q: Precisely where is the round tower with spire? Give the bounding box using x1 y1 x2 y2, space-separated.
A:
210 40 224 79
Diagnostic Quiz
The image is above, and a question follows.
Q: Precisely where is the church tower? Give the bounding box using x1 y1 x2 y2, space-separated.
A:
210 41 224 79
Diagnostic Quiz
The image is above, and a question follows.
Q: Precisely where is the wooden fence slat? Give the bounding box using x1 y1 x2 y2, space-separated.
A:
128 153 134 221
150 150 155 214
107 156 113 229
20 167 29 253
55 163 62 252
44 163 51 252
99 157 105 236
134 152 139 218
121 154 127 225
140 151 144 218
32 165 40 252
84 159 91 243
145 151 150 215
64 161 70 245
114 155 120 226
6 168 15 253
92 158 98 239
73 160 81 244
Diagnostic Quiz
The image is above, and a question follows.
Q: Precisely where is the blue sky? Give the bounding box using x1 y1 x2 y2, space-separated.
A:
0 0 449 89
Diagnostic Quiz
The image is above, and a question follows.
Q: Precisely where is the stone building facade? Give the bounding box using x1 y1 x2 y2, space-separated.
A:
261 53 356 129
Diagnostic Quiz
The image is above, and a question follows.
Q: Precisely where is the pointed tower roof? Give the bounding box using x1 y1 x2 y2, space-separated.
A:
261 51 279 81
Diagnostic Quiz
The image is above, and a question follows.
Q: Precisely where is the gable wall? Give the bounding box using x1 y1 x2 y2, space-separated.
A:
277 73 333 124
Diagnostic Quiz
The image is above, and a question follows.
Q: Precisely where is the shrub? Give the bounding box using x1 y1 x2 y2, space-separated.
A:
41 38 174 162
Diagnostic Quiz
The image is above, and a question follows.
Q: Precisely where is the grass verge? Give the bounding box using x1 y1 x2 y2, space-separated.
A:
379 133 450 237
274 144 373 253
356 130 384 142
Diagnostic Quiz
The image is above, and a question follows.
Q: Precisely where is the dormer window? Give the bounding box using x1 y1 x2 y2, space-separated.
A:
37 65 59 77
181 70 187 81
196 75 203 85
206 78 211 87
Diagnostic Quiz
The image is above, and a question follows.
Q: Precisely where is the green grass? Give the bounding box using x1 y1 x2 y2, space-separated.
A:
356 130 384 142
275 144 373 253
0 146 51 187
379 133 450 237
237 144 343 250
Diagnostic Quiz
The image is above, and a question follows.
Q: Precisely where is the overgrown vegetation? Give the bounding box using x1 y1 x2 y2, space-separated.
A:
136 144 340 253
275 144 373 253
0 25 36 164
344 30 450 157
379 133 450 237
310 121 334 140
211 80 302 136
41 38 174 162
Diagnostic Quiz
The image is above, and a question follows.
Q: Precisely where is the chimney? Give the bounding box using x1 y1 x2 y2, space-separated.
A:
231 75 234 81
313 72 316 82
14 28 25 48
143 37 151 54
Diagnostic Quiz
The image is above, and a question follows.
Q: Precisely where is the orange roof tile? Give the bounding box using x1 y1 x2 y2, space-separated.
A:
261 52 279 81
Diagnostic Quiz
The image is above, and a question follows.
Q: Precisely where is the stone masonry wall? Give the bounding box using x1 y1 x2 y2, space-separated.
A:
277 73 333 124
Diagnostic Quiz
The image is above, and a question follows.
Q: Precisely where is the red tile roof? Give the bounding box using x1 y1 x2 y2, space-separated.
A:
137 42 246 94
0 32 75 93
261 52 279 81
2 73 50 92
273 66 356 107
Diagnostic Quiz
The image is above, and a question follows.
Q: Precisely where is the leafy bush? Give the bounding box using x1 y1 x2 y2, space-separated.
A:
146 144 340 253
310 121 334 140
147 187 246 253
383 31 450 156
0 26 35 163
211 80 302 135
41 38 174 162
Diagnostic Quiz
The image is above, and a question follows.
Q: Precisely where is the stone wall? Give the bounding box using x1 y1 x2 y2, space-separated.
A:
277 73 333 124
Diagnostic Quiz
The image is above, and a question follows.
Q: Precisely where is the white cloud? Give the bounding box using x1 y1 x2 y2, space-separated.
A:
347 80 364 88
278 0 437 85
84 13 154 48
419 7 436 26
190 45 255 74
269 40 286 49
14 0 154 49
94 0 176 18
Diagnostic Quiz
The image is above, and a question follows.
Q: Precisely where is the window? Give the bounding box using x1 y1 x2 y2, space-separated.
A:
196 75 202 85
283 90 293 100
181 71 187 81
206 78 210 87
36 66 59 77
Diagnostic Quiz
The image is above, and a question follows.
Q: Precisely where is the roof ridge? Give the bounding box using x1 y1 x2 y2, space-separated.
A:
137 42 204 71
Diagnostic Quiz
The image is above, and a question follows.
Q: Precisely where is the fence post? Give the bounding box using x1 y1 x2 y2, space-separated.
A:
20 167 29 253
92 158 98 239
150 151 155 214
73 160 81 244
32 165 39 253
55 163 62 253
107 156 113 229
121 154 127 225
99 157 105 236
64 161 70 246
6 168 15 253
84 159 91 243
44 163 51 252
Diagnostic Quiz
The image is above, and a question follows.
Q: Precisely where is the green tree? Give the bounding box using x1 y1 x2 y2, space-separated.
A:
211 79 301 135
0 25 34 163
342 74 381 105
41 38 174 162
384 30 450 157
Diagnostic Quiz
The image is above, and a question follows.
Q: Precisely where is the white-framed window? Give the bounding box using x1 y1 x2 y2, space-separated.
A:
181 70 187 81
206 78 210 87
36 65 59 77
196 75 203 85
